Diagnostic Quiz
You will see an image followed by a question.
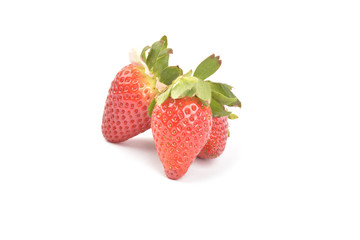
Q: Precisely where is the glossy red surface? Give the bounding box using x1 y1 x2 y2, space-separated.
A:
102 64 156 143
151 97 212 179
198 116 228 159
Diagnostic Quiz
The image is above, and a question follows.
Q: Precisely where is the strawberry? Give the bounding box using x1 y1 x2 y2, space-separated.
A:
151 97 212 179
102 36 173 143
197 116 229 159
198 79 241 159
149 55 223 179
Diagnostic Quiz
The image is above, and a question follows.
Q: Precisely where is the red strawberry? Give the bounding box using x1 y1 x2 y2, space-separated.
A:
198 116 228 159
102 36 173 143
197 80 241 159
102 64 157 142
151 97 212 179
149 54 223 179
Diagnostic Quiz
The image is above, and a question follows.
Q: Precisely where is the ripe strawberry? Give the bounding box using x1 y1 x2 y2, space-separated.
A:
102 64 157 142
197 80 241 159
151 97 212 179
149 54 222 179
198 116 228 159
102 36 173 143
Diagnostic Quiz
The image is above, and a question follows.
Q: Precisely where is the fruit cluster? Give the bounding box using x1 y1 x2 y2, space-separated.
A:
101 36 241 180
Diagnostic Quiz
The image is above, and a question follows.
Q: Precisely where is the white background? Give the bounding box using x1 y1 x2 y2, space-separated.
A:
0 0 359 239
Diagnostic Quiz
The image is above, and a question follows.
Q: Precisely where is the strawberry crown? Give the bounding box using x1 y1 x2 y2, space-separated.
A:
148 54 241 119
140 36 175 81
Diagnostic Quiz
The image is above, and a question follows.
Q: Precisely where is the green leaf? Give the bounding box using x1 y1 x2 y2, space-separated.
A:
156 86 172 105
211 91 238 105
183 87 196 98
160 66 183 85
227 95 241 107
193 54 222 80
195 79 211 103
158 48 173 57
207 81 241 118
208 81 241 107
140 46 150 62
148 98 156 117
210 98 231 117
160 35 168 48
170 76 198 99
208 81 231 96
228 113 238 119
152 48 173 77
184 70 193 77
146 40 164 70
222 83 234 90
236 100 242 108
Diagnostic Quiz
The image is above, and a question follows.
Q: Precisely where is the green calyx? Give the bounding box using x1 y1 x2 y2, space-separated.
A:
156 75 211 105
140 36 173 79
141 36 186 88
148 54 222 116
148 74 213 117
194 54 222 80
194 54 241 119
159 66 183 85
147 53 241 119
208 81 241 118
